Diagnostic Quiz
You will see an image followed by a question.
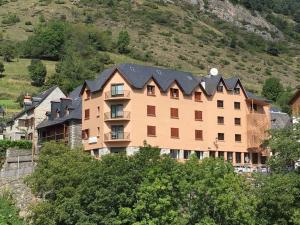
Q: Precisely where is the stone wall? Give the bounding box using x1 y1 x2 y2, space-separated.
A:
69 120 82 149
0 148 37 218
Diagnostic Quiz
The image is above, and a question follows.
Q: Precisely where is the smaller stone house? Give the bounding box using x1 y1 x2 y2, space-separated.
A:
289 87 300 123
5 86 66 152
37 86 82 149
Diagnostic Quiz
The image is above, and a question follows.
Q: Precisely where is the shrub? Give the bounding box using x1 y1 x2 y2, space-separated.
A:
25 21 32 25
28 59 47 87
2 14 20 25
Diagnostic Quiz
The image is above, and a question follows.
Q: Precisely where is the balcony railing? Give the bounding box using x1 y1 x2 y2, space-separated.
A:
39 133 68 143
104 111 130 121
104 132 130 142
105 90 130 101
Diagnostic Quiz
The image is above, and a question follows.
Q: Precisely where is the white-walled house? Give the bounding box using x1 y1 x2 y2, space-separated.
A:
5 86 65 153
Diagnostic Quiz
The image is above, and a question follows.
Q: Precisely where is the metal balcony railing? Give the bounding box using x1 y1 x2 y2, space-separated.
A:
104 111 130 121
104 132 130 142
105 90 130 100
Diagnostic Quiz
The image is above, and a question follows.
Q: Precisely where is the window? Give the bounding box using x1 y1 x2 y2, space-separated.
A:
235 117 241 125
217 116 224 124
227 152 233 162
217 85 223 92
218 151 224 158
209 151 216 158
84 109 90 120
218 133 224 141
244 153 250 163
111 125 124 139
234 87 240 94
217 100 224 108
147 126 156 136
195 151 204 160
252 103 258 111
195 130 203 140
252 153 258 164
147 105 156 116
235 134 241 142
147 85 155 96
111 84 124 96
97 107 100 117
110 147 126 154
111 104 124 118
85 90 91 100
93 149 99 158
82 129 89 140
170 88 179 99
234 102 241 110
171 128 179 138
195 111 203 121
170 108 179 118
236 152 242 163
97 127 100 137
195 92 202 102
261 156 267 164
184 150 191 159
170 149 180 159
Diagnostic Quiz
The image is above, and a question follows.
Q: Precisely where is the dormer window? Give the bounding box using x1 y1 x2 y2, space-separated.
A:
147 85 155 96
170 88 179 99
195 92 202 102
86 90 91 100
234 87 240 94
217 85 223 92
56 109 60 118
65 107 69 116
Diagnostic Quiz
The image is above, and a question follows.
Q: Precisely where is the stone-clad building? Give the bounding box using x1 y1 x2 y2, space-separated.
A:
37 86 82 149
5 86 65 152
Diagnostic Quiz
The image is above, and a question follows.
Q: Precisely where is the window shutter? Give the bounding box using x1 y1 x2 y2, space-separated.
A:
195 111 202 120
85 109 90 119
171 128 179 138
195 92 202 101
195 130 203 140
147 126 156 136
170 108 178 118
147 105 156 116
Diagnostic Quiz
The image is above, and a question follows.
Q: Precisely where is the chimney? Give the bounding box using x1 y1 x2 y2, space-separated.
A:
23 94 32 109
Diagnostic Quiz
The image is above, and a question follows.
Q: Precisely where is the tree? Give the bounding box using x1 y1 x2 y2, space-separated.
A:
262 77 284 102
1 44 14 62
255 173 300 225
266 124 300 172
28 59 47 86
117 30 130 54
22 20 66 60
0 61 4 76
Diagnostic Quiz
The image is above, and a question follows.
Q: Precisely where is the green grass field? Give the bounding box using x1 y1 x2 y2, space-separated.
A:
0 58 57 114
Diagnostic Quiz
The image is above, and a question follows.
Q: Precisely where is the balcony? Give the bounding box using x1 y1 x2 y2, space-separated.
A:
105 90 130 101
104 111 130 122
104 132 130 142
247 112 270 149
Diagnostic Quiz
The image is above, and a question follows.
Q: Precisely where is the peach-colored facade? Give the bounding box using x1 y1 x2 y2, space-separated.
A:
81 69 271 168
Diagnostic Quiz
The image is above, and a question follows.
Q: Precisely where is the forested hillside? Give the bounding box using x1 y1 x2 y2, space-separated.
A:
0 0 300 114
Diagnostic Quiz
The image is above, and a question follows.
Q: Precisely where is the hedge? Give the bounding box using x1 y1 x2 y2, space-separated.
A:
0 140 32 152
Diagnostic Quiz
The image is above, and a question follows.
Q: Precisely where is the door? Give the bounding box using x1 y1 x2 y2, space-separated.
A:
111 105 124 118
111 125 124 139
111 84 124 96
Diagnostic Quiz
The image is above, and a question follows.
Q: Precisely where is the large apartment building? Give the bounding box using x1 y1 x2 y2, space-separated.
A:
81 64 271 167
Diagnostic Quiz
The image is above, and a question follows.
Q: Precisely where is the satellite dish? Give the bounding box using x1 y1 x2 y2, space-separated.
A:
209 68 219 76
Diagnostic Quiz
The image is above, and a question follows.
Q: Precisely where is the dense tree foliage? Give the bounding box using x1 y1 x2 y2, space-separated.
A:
26 142 300 225
28 59 47 87
262 77 284 102
117 31 130 54
266 123 300 172
0 61 4 76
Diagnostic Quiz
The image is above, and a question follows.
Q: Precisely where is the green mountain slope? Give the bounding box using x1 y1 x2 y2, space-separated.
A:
0 0 299 113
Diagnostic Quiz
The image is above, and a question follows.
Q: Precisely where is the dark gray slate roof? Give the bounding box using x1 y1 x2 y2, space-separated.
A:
8 86 60 123
83 63 270 103
270 111 292 129
85 64 200 95
37 86 82 129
